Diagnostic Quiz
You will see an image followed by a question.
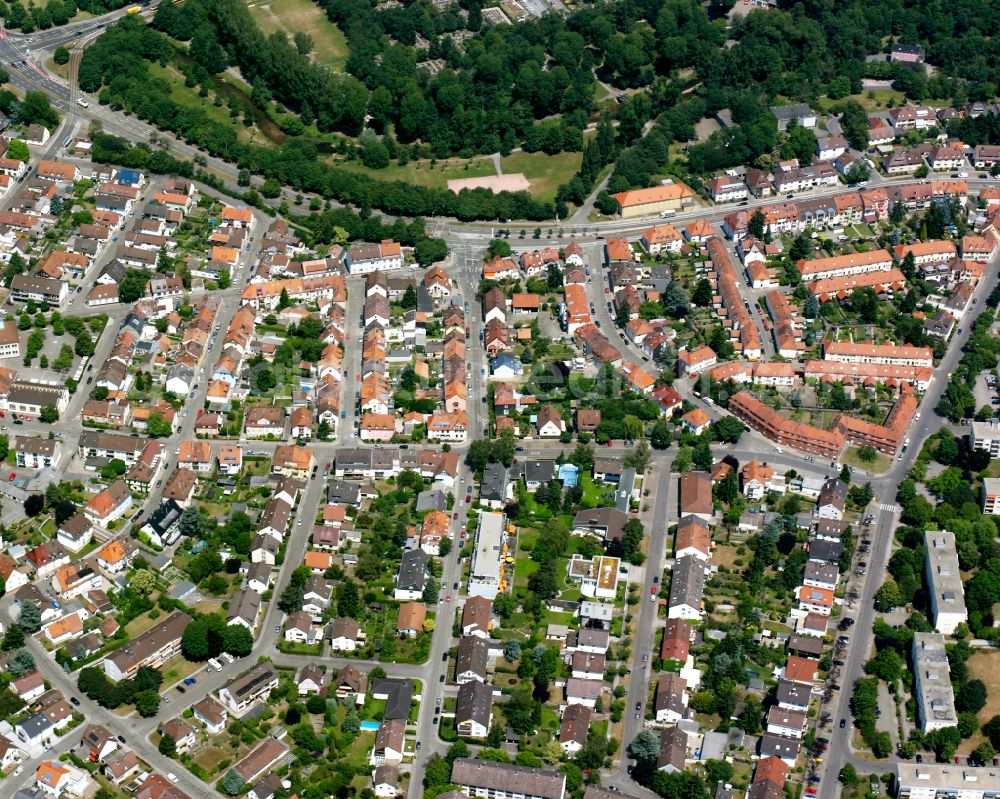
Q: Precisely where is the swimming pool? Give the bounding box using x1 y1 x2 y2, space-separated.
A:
360 721 380 731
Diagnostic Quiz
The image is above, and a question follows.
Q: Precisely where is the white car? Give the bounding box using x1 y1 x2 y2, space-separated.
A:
168 773 179 783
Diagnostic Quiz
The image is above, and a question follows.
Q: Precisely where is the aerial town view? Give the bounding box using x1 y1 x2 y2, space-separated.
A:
2 2 1000 799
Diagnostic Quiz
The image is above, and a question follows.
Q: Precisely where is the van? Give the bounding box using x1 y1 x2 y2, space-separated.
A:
221 651 235 664
208 658 223 672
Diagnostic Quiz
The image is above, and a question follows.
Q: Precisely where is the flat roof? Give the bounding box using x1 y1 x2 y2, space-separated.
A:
913 632 958 727
471 512 505 583
924 531 967 621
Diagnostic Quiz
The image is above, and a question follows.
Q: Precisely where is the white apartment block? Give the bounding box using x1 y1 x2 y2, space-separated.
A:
971 419 1000 458
924 532 968 635
912 632 958 732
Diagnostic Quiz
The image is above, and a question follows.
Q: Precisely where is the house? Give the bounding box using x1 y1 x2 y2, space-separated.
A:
394 549 429 600
816 478 848 520
679 472 713 523
295 663 326 696
565 677 603 708
13 672 46 703
244 407 285 438
161 718 196 753
462 595 493 638
675 516 711 561
536 405 565 438
396 601 427 638
680 408 711 436
661 617 692 663
370 678 414 720
667 556 705 620
655 673 689 723
371 719 406 766
95 536 138 574
656 725 688 773
797 585 835 615
456 680 493 739
327 617 361 652
373 765 399 798
345 240 403 275
332 664 366 701
56 515 93 553
456 636 489 683
741 460 774 502
84 480 133 528
480 462 511 509
231 738 291 786
229 589 263 633
0 736 23 772
572 507 627 544
219 662 279 716
677 345 716 376
523 459 556 491
193 696 228 734
758 733 800 767
559 704 591 755
34 761 92 798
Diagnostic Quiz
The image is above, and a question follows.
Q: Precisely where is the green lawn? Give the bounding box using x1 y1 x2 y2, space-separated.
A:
498 150 583 203
334 149 581 203
246 0 350 71
842 445 892 475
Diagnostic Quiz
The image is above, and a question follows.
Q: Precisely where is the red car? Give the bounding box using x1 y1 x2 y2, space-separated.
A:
453 512 459 519
8 472 15 481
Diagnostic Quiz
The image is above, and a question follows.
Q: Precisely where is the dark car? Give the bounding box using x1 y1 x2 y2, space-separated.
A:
117 735 127 743
439 674 445 683
70 697 80 706
839 719 847 729
442 652 448 662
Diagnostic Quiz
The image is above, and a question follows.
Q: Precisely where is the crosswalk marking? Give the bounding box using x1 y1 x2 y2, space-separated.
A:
878 503 898 513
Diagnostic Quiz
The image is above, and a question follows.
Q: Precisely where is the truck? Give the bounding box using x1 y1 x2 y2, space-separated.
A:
659 209 676 218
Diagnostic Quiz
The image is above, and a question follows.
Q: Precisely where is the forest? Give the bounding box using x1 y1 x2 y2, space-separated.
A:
75 0 1000 220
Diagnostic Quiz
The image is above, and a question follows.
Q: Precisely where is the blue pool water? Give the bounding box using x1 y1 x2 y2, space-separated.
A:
360 721 380 731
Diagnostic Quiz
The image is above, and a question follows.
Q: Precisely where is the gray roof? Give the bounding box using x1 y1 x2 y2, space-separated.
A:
456 636 489 679
668 556 705 611
451 758 565 799
455 680 493 728
397 549 428 592
481 462 509 503
807 539 843 563
327 479 363 505
804 561 839 585
522 459 555 485
776 678 810 707
416 489 448 512
371 678 413 720
759 732 800 760
771 103 814 119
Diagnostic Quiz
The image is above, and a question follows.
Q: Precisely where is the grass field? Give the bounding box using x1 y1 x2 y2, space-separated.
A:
842 445 892 475
147 61 262 145
335 149 582 203
958 651 1000 755
815 88 907 114
246 0 350 71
